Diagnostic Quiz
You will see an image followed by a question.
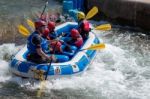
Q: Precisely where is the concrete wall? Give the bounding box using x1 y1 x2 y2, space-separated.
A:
86 0 150 31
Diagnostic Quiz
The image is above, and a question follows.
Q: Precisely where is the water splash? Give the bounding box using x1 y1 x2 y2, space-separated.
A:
0 44 22 82
0 29 150 99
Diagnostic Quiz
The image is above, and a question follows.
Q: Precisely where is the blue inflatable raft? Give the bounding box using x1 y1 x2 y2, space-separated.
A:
10 22 100 79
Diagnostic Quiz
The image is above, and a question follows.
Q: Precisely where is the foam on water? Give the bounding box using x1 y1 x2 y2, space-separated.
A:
40 30 150 99
0 30 150 99
0 44 22 82
0 60 10 82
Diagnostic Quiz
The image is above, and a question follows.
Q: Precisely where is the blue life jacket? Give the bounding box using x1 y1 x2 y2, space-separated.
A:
48 31 58 40
77 20 82 28
27 31 49 54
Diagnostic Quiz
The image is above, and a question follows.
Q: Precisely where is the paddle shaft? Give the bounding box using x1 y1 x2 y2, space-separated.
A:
41 0 48 18
45 41 58 80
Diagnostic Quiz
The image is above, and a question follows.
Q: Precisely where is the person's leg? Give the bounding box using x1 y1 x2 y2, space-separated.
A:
27 53 45 64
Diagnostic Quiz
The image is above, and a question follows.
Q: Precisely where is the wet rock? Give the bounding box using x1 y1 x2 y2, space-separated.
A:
86 0 150 31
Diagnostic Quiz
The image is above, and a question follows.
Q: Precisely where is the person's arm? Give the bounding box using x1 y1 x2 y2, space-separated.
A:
36 48 56 62
48 32 58 40
36 48 49 59
32 35 55 61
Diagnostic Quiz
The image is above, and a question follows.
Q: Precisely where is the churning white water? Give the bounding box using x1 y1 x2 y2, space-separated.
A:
0 44 19 82
0 30 150 99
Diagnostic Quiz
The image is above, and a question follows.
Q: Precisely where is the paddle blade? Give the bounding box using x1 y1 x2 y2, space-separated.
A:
85 6 98 20
95 24 111 31
27 19 35 29
85 43 105 50
18 25 30 36
37 80 46 97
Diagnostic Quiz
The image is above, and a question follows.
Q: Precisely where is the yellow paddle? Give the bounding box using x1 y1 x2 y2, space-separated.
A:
26 19 111 31
27 19 35 29
37 43 105 97
18 24 106 97
27 6 98 29
18 23 111 37
81 43 105 51
85 6 98 20
36 0 50 97
18 25 30 36
94 24 111 31
37 79 46 97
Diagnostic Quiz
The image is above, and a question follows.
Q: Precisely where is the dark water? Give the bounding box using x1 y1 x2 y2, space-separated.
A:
0 0 62 44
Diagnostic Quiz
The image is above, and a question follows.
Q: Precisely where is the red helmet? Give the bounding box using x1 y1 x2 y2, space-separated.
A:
34 20 46 29
43 28 49 37
71 29 80 39
48 22 55 31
